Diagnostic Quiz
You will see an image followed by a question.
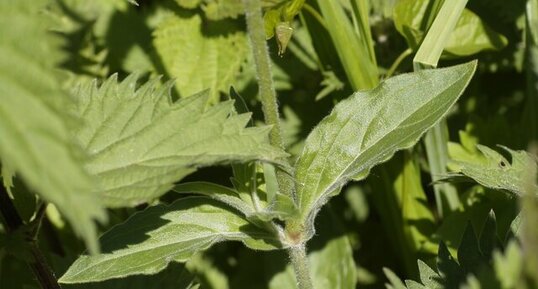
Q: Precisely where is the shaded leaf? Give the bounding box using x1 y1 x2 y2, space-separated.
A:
294 61 476 232
73 74 286 207
59 197 280 283
0 0 106 253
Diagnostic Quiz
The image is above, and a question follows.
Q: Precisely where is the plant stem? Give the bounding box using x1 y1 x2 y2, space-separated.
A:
386 48 413 78
288 245 314 289
242 0 295 199
0 185 61 289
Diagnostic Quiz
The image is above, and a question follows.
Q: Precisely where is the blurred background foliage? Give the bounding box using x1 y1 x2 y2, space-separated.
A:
1 0 537 288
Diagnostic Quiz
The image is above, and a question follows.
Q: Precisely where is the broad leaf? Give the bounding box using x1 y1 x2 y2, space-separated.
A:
394 0 508 57
294 61 476 229
450 145 538 196
0 0 106 253
73 74 286 207
153 14 247 103
59 197 280 283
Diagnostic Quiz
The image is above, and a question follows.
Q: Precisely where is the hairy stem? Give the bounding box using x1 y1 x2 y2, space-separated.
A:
242 0 295 199
0 185 61 289
242 1 313 287
288 245 314 289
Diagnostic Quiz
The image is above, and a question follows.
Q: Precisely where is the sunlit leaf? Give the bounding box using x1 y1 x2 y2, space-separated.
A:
294 61 477 232
153 14 247 103
59 197 280 283
73 74 286 207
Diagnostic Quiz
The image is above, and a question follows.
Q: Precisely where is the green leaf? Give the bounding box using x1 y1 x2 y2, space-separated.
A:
0 0 106 253
450 145 538 196
394 0 508 57
203 0 244 20
73 73 286 207
59 197 280 284
383 268 407 289
294 61 477 230
153 14 248 103
175 0 202 9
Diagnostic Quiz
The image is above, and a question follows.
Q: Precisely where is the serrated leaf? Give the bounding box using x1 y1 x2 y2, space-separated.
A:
0 0 106 253
458 224 483 275
294 61 476 229
203 0 244 20
436 242 464 288
417 260 443 289
394 0 508 57
59 197 280 283
73 74 286 207
153 14 247 103
451 145 538 196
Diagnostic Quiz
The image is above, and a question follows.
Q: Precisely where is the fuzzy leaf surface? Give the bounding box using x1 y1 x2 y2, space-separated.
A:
294 61 476 227
450 145 538 196
0 0 106 253
73 74 285 207
153 14 247 103
59 197 279 283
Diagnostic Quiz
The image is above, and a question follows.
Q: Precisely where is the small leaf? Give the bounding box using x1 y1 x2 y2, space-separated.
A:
294 61 476 231
451 145 538 196
383 268 407 289
59 197 280 283
417 260 443 289
73 74 286 207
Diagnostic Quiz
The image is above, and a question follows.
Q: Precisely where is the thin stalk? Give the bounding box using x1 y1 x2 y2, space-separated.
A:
303 3 328 30
386 48 413 78
414 0 468 216
242 0 295 199
524 0 538 141
0 185 61 289
288 245 314 289
351 0 378 67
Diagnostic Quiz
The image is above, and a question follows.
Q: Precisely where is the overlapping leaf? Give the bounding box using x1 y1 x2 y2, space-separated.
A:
294 62 477 230
0 0 106 253
394 0 508 57
153 14 247 103
449 145 538 196
59 197 280 283
72 74 286 207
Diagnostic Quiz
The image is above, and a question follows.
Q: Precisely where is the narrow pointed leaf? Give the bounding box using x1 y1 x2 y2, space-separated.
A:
73 74 286 207
294 61 476 226
59 197 280 284
0 0 106 253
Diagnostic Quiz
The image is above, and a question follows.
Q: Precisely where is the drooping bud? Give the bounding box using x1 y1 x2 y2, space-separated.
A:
275 22 293 57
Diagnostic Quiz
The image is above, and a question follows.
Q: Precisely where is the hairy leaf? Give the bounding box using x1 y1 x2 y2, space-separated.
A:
73 74 286 207
153 14 247 103
294 61 476 229
450 145 538 196
0 0 106 253
394 0 508 56
59 197 280 283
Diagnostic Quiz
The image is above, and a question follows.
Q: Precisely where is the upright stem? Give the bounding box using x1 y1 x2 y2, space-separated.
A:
0 185 61 289
242 1 313 288
242 0 295 199
288 245 314 289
